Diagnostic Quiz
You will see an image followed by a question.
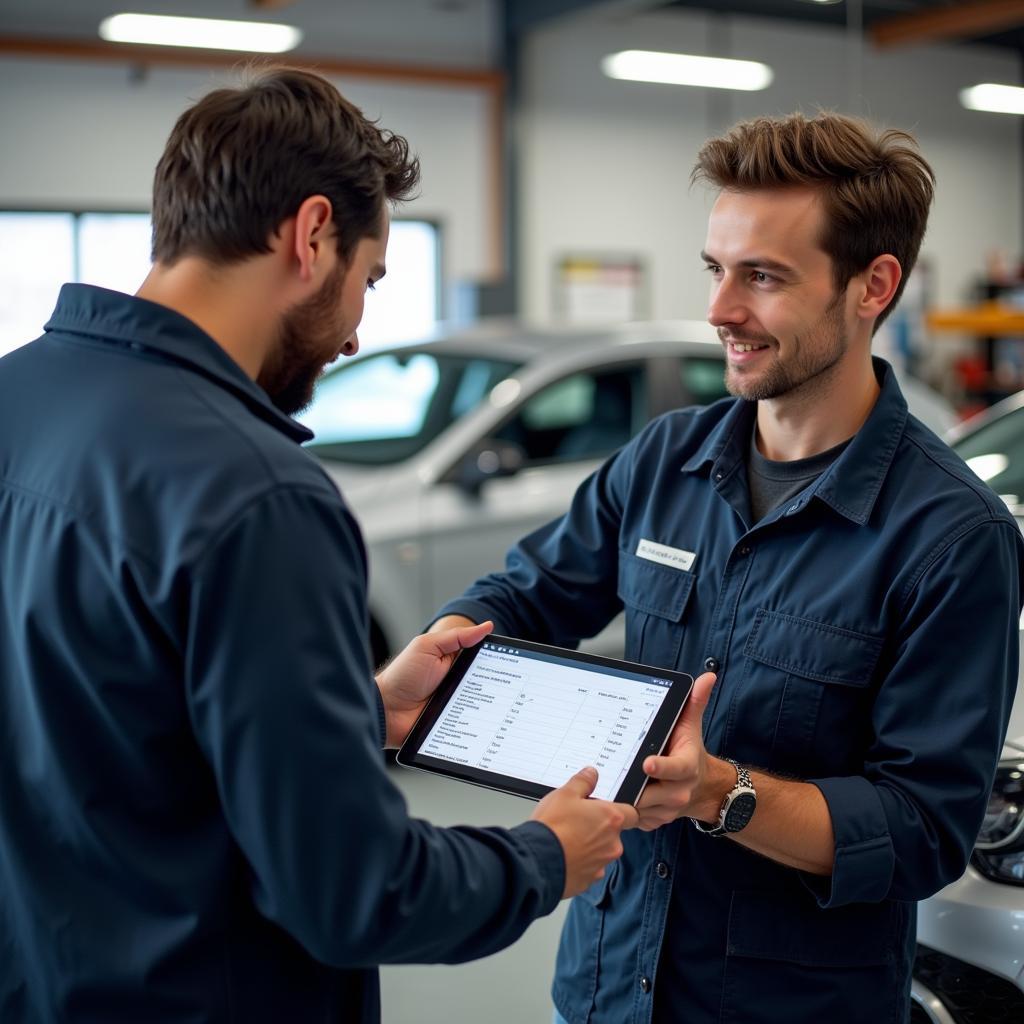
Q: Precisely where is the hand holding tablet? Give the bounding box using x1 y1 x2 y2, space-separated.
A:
397 635 693 806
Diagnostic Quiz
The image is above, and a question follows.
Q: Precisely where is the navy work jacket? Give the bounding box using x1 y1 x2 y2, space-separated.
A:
0 285 563 1023
437 360 1024 1024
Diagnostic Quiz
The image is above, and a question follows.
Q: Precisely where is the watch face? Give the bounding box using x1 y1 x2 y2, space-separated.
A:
724 791 756 832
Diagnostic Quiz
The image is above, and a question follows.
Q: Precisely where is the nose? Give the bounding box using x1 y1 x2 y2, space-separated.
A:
341 332 359 357
707 275 746 329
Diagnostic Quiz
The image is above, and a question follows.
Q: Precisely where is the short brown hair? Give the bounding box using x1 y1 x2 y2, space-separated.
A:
692 112 934 328
151 66 419 266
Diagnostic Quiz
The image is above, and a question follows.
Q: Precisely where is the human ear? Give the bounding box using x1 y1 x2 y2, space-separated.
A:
856 254 901 323
292 195 334 283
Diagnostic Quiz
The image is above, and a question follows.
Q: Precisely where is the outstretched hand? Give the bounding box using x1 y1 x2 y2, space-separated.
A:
377 621 493 748
532 766 639 898
635 672 724 831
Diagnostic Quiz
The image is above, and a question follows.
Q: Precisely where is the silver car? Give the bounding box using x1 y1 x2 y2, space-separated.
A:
303 319 955 665
910 399 1024 1024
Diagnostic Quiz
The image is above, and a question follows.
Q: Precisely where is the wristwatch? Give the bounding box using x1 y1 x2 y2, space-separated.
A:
692 759 757 837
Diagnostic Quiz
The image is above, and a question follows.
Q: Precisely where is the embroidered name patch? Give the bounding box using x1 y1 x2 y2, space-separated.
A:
635 538 696 571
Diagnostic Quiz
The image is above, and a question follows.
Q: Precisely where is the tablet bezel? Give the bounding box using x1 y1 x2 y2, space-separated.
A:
395 634 693 805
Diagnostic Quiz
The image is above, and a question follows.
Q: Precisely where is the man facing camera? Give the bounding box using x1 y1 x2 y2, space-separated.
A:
432 113 1024 1023
0 67 636 1024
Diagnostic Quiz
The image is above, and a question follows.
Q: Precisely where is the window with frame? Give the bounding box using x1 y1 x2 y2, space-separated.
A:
493 364 647 465
0 212 441 360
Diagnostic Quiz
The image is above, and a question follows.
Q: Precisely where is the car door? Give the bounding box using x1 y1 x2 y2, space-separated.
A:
421 361 648 650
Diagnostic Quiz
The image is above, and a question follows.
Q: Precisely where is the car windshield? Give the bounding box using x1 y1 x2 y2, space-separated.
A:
302 350 522 465
953 403 1024 517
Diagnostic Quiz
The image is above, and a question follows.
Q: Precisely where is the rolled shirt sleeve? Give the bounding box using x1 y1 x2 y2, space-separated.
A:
184 484 564 966
805 515 1023 907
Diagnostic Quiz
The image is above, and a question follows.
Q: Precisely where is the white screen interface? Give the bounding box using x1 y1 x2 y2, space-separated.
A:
419 642 675 800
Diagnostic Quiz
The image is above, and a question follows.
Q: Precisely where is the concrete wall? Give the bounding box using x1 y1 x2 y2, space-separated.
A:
0 56 495 289
520 8 1023 324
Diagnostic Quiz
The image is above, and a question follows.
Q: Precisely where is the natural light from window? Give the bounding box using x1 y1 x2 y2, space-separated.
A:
0 214 440 360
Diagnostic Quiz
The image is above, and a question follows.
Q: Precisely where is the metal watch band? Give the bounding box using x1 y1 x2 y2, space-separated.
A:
691 758 756 837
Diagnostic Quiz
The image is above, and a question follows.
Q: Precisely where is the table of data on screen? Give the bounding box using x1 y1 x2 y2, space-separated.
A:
420 644 671 800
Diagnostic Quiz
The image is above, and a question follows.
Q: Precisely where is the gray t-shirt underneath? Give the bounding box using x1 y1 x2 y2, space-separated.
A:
747 424 850 523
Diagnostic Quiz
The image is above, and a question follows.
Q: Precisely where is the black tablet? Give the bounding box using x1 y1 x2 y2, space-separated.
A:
396 634 693 805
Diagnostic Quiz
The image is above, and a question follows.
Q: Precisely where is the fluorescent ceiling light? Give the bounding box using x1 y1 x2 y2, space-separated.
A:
960 83 1024 115
99 13 302 53
602 50 773 91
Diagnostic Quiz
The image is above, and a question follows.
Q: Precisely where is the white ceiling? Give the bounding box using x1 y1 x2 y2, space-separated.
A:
0 0 500 67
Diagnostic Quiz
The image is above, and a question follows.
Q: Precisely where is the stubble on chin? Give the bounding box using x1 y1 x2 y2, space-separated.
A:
258 261 348 416
722 294 848 404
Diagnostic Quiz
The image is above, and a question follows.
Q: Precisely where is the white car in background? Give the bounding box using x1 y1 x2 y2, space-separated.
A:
909 399 1024 1024
302 319 955 665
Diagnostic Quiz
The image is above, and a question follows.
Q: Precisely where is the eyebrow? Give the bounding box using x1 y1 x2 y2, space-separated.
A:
700 251 797 276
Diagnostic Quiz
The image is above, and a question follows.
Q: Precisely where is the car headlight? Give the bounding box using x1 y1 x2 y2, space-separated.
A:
973 760 1024 885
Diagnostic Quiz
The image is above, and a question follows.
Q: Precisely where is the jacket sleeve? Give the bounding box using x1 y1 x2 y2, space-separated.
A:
433 441 634 644
183 484 564 968
805 515 1023 907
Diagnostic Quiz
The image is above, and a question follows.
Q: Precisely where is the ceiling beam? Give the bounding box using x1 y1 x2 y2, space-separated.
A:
0 34 502 88
869 0 1024 49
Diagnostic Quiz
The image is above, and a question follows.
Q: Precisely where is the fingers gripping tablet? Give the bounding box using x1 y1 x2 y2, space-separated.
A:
396 635 693 805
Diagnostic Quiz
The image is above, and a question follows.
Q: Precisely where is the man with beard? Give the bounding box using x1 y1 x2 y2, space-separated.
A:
430 113 1024 1023
0 68 638 1024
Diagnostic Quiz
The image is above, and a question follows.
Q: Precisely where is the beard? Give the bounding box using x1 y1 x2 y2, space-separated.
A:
722 291 848 403
258 259 348 416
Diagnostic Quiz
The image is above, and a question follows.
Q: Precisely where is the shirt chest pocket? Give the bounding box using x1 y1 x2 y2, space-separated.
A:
737 609 883 777
616 550 696 669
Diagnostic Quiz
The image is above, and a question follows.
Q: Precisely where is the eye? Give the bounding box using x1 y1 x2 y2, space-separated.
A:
703 263 722 275
752 271 773 285
367 279 377 292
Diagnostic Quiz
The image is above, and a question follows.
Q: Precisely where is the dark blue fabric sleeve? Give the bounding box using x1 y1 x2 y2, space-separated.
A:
434 445 632 644
805 517 1024 907
183 486 564 967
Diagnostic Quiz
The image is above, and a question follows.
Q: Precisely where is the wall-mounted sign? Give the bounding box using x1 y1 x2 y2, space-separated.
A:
554 254 646 324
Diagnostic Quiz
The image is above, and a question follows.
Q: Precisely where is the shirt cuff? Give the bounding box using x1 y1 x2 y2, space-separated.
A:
802 775 895 908
509 820 565 915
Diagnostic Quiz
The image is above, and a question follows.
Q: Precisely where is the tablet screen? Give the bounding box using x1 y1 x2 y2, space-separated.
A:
398 635 692 804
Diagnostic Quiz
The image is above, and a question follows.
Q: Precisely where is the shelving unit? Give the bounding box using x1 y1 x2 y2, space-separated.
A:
927 285 1024 415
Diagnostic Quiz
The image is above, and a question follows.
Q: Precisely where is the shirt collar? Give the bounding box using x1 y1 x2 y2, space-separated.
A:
680 357 908 526
44 283 313 444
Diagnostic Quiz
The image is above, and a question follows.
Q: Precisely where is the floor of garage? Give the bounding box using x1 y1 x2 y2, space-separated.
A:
381 765 568 1023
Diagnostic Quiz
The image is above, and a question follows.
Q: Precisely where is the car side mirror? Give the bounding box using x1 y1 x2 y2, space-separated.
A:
456 440 525 497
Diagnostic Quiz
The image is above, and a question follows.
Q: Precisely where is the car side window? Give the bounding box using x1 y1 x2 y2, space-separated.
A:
493 364 646 465
681 356 730 405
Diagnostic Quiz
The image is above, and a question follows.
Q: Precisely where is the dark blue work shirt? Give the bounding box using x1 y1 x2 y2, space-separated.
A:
437 360 1023 1024
0 285 564 1023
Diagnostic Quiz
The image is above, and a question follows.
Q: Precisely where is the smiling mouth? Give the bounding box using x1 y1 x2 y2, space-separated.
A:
730 342 770 353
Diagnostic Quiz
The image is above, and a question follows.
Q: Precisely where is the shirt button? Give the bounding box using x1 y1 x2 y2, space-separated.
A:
739 545 751 555
714 471 724 481
640 976 652 993
655 861 670 879
704 656 720 672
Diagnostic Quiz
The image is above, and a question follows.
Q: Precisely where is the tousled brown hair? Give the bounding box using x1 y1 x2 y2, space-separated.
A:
693 112 934 328
151 66 420 266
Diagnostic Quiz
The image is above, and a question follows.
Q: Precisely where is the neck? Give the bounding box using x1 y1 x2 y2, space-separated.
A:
755 348 880 461
136 258 279 380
